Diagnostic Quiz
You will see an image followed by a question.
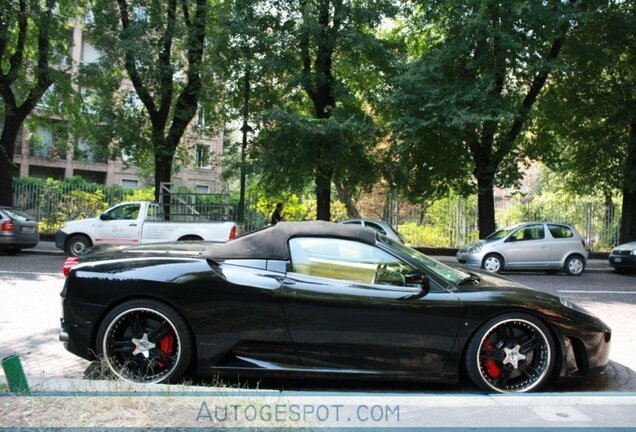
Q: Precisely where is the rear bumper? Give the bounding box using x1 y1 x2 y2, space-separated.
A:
0 233 39 249
60 296 106 361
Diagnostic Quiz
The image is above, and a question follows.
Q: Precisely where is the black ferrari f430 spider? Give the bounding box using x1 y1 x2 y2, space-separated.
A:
59 221 611 392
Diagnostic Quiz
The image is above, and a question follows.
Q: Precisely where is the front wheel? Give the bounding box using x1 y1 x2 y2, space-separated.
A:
66 234 92 257
564 254 585 276
482 254 504 273
96 299 193 384
465 313 556 393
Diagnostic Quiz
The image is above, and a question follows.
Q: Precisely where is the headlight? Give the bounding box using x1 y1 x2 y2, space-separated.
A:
631 250 636 256
469 244 483 253
559 297 592 315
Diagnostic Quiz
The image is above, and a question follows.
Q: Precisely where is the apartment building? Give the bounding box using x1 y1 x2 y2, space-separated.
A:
12 20 224 194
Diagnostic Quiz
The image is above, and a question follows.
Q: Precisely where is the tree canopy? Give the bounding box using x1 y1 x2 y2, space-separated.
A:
389 0 580 237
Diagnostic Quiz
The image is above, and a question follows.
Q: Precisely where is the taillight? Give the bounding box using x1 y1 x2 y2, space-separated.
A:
229 225 237 240
1 220 14 232
63 257 79 277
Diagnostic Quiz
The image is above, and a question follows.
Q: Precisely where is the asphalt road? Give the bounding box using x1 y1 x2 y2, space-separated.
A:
1 251 635 394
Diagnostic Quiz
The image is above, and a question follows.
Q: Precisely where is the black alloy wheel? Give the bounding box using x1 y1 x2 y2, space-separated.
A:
466 313 555 393
96 299 192 384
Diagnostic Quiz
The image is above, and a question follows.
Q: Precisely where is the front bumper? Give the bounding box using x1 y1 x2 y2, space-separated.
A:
609 254 636 270
55 230 68 251
456 251 483 267
558 324 611 379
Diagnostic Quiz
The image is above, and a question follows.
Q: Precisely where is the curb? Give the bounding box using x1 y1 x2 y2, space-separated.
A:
21 249 63 256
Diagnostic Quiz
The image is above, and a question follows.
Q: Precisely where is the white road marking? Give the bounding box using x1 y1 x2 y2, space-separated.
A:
0 270 61 276
558 290 636 294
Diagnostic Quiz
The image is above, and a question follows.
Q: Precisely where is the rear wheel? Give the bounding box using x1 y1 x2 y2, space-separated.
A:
564 254 585 276
6 248 21 255
66 234 91 257
96 299 192 384
465 313 555 393
482 254 504 273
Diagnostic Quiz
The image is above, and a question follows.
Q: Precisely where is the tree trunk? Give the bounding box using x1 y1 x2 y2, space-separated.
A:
476 174 496 238
154 151 173 220
0 117 21 206
336 183 359 219
316 167 332 221
619 122 636 244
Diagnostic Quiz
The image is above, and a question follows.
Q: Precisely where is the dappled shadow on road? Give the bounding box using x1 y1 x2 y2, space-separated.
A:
546 360 636 392
0 327 89 381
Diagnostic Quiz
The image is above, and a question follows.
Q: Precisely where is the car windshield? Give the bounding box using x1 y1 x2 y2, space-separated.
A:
486 226 516 240
381 236 469 284
3 208 33 222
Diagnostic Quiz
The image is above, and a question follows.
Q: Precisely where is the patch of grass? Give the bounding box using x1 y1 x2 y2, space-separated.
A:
0 382 9 392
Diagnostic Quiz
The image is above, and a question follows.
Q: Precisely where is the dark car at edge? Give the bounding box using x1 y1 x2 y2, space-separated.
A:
59 221 611 393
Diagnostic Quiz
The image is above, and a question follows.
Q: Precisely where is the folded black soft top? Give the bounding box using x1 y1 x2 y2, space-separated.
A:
204 221 377 261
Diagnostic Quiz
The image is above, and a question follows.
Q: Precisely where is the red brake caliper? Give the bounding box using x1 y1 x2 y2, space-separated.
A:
158 333 174 368
483 339 501 379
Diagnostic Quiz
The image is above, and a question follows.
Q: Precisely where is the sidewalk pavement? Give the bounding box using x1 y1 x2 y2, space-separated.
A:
25 241 614 272
2 376 636 428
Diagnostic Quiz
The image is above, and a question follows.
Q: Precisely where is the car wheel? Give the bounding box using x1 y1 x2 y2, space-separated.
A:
465 313 556 393
66 235 92 257
482 254 504 273
564 254 585 276
96 299 192 384
614 268 631 275
6 248 21 255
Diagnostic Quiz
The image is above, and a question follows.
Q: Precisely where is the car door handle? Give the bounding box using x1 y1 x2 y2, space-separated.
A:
129 223 137 227
275 276 296 285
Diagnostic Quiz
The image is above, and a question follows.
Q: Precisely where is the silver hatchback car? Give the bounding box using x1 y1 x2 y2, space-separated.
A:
457 222 588 276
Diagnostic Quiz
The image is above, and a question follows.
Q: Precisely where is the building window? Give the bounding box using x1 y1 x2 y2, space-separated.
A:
195 144 211 169
29 121 68 160
132 6 147 22
121 179 139 189
195 184 210 194
81 37 101 64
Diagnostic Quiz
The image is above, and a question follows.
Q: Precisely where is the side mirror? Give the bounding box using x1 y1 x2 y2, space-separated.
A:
99 213 110 221
505 236 516 242
405 270 430 293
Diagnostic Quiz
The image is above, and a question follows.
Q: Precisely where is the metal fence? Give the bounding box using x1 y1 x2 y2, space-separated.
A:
13 180 125 225
12 180 262 234
393 195 621 251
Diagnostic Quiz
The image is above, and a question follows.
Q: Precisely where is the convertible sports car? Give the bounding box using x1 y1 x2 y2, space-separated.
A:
59 221 611 393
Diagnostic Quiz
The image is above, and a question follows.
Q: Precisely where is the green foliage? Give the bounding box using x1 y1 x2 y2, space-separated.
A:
529 1 635 196
388 0 580 208
250 188 348 224
227 0 401 217
124 187 155 202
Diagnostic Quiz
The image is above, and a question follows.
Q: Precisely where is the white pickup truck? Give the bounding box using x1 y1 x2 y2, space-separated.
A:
55 201 237 256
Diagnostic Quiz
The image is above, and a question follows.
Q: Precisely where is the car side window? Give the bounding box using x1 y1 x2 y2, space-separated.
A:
364 221 387 235
548 224 574 239
289 237 412 286
106 204 141 221
509 224 545 242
